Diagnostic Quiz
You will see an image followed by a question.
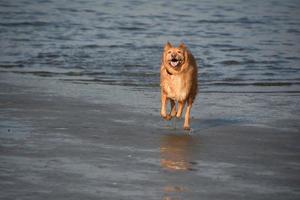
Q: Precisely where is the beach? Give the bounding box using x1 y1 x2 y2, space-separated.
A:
1 72 299 200
1 0 300 199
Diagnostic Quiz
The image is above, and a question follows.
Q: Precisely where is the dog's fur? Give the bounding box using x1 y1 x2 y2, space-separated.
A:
160 42 198 130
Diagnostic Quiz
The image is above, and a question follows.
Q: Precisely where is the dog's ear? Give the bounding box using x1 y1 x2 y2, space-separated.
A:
164 42 172 51
178 42 187 50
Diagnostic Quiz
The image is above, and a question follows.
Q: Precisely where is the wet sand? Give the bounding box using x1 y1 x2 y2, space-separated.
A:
0 73 299 200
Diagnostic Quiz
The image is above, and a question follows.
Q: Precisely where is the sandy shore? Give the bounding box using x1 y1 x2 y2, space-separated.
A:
0 73 299 200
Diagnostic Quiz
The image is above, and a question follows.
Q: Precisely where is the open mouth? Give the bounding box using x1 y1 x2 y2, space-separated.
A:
170 59 180 67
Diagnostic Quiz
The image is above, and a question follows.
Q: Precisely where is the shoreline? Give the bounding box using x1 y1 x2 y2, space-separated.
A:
0 72 299 199
1 71 299 132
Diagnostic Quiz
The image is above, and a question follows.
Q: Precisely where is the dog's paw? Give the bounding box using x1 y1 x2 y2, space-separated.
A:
183 126 190 130
162 114 172 121
176 114 182 119
170 110 177 117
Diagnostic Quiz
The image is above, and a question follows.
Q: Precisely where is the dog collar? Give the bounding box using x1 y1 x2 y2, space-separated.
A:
166 68 172 75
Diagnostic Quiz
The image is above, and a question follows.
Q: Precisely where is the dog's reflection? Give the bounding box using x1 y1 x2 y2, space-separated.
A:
160 134 199 199
160 134 197 171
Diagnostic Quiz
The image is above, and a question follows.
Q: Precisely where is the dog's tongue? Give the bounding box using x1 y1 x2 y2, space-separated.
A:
171 61 179 67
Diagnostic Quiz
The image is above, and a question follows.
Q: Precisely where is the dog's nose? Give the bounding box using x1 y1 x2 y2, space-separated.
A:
171 53 176 58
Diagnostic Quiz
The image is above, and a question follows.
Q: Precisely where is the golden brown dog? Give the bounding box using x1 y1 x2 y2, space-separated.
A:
160 42 198 130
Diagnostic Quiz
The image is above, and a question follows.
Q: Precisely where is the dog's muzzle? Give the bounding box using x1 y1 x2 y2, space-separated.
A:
170 58 180 67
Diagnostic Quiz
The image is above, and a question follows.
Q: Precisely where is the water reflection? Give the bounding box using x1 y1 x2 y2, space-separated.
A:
160 134 199 199
162 185 187 200
160 134 198 171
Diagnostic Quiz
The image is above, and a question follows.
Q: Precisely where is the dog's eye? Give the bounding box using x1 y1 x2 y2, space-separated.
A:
177 51 181 54
167 51 172 54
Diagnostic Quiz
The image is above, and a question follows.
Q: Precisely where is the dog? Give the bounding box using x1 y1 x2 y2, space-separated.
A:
160 42 198 130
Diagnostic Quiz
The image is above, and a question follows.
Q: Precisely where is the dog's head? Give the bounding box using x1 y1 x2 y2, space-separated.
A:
162 42 189 74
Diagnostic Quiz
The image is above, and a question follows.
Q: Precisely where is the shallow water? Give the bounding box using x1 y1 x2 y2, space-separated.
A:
0 0 300 93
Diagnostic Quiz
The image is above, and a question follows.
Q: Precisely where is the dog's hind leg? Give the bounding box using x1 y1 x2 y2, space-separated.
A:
176 100 186 119
170 99 177 117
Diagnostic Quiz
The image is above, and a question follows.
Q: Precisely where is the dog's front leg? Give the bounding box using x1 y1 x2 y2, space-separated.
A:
183 99 193 130
161 91 172 120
